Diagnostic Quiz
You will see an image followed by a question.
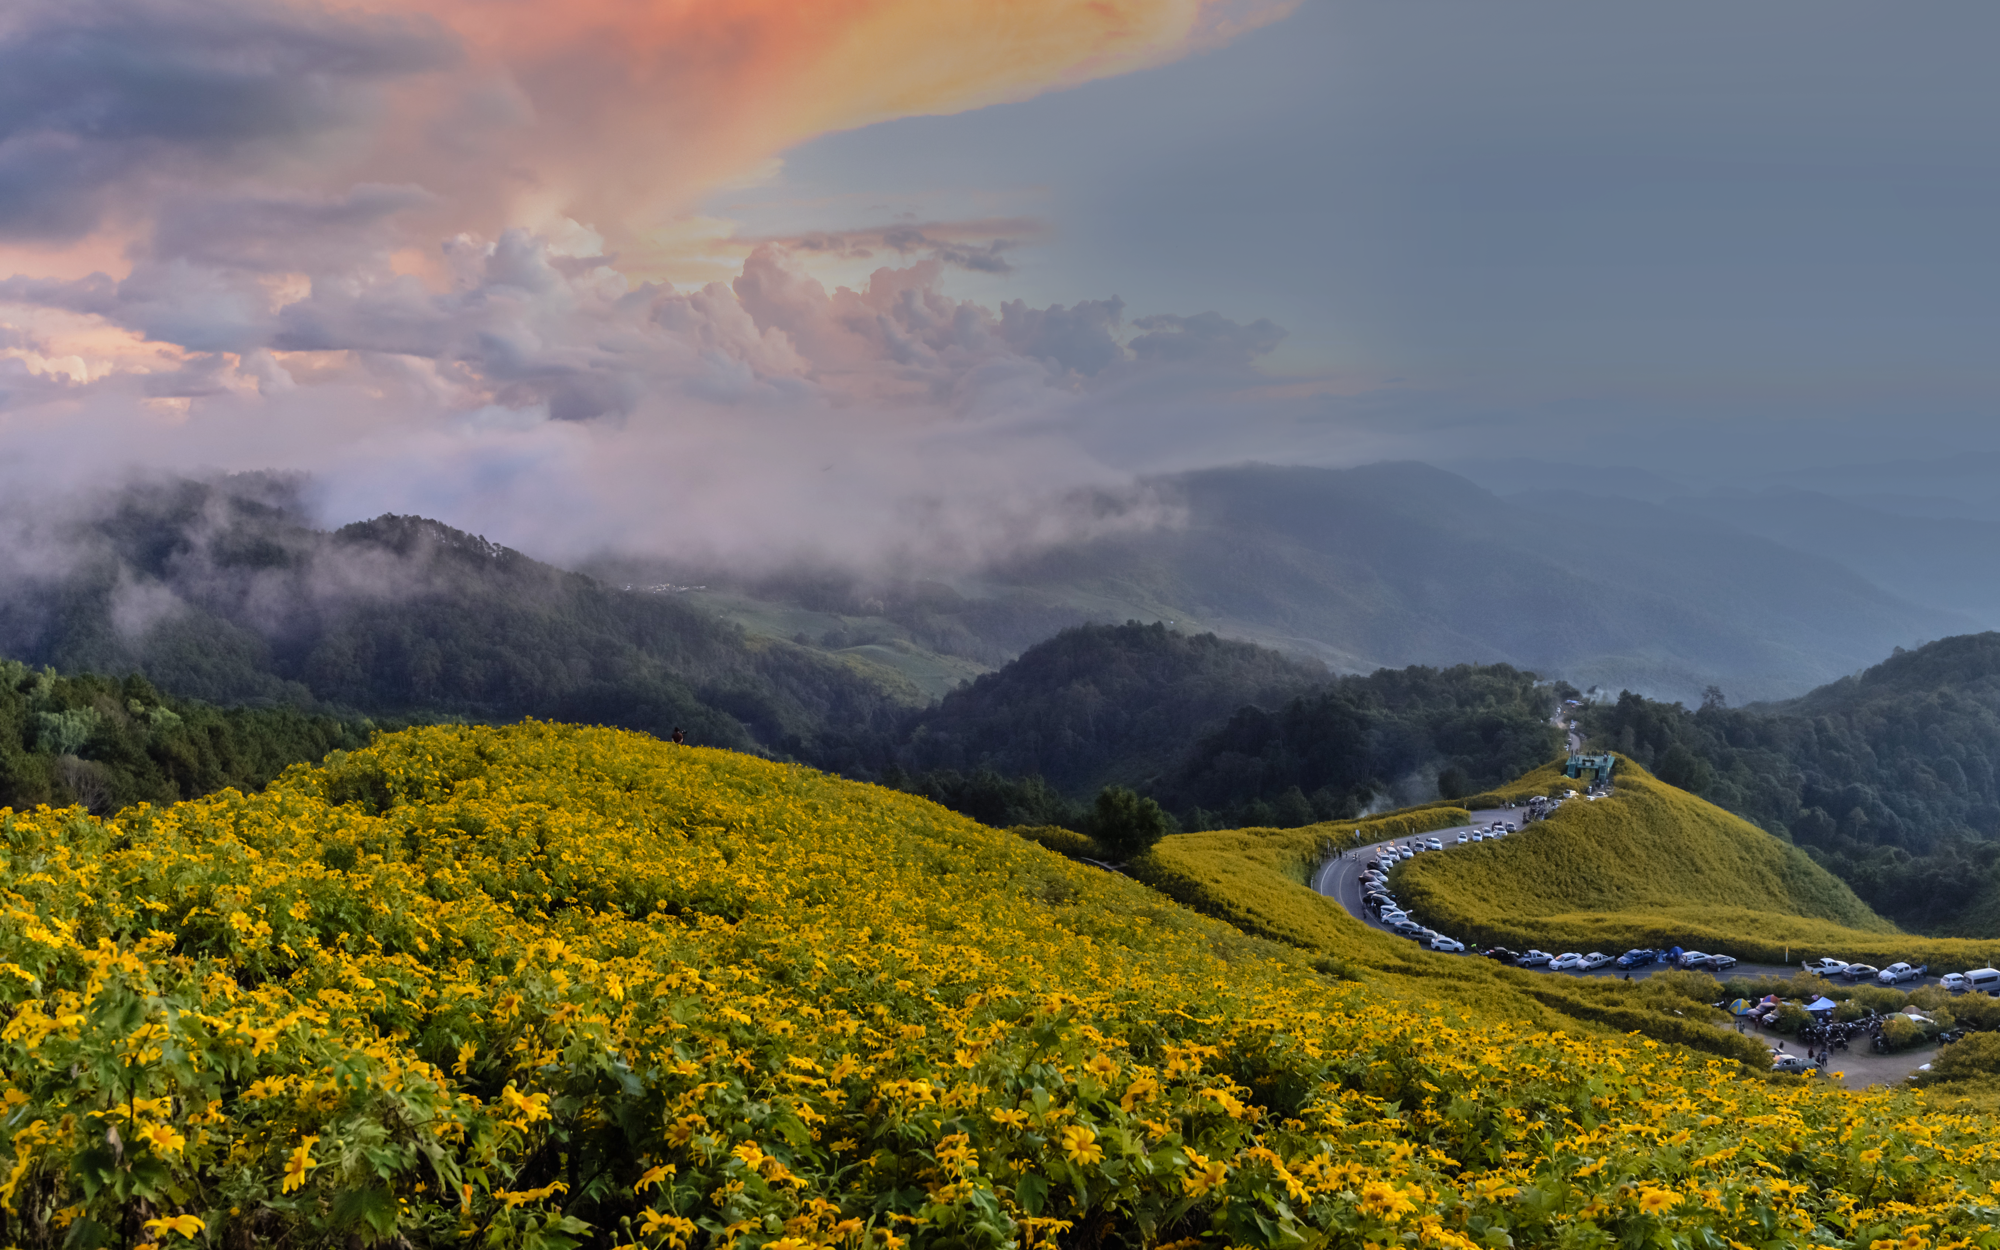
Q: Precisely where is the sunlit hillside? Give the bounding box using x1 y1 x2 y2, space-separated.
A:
1395 758 2000 968
2 725 1997 1247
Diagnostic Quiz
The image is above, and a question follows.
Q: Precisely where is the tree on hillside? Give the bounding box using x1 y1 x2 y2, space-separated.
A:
1085 786 1176 861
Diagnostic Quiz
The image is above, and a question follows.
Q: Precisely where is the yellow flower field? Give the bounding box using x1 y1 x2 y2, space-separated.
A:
2 723 1998 1247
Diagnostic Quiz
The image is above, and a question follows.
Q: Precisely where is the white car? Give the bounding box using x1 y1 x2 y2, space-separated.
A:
1471 832 1484 842
1550 952 1586 971
1518 949 1553 967
1426 837 1443 851
1579 952 1613 970
1802 958 1849 978
1942 972 1969 993
1878 962 1925 985
1429 936 1466 953
1379 907 1408 923
1457 834 1469 844
1398 846 1414 859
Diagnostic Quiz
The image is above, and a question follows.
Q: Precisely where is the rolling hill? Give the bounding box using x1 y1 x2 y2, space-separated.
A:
3 720 1996 1246
1385 756 2000 969
668 462 1969 705
0 477 914 759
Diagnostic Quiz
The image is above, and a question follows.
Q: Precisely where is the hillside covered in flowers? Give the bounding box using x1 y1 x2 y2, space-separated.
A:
3 723 1998 1248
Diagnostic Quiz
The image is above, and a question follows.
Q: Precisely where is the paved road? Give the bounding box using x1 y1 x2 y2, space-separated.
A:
1311 810 1940 1088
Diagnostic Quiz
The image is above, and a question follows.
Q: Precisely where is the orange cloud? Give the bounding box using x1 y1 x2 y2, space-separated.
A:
349 0 1297 238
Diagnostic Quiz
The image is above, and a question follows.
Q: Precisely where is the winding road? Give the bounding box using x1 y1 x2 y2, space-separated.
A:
1308 807 1941 1089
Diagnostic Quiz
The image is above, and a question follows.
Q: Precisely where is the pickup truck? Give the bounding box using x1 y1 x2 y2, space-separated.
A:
1802 957 1849 977
1877 962 1928 985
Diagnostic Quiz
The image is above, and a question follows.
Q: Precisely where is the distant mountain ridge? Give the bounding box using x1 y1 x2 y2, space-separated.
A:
0 478 910 758
969 462 1968 702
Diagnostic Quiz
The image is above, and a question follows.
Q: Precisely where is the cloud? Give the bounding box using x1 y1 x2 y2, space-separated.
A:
0 231 1294 569
1129 311 1286 367
0 0 1306 573
0 0 455 241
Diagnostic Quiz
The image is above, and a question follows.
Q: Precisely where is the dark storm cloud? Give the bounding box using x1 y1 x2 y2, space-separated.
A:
0 0 455 240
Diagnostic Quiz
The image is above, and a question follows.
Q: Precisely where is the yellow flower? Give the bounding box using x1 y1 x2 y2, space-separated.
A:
1059 1124 1104 1167
1859 1147 1885 1166
142 1215 205 1239
634 1163 675 1193
1085 1052 1120 1080
1637 1189 1677 1215
1359 1181 1415 1221
282 1136 318 1193
136 1123 185 1157
990 1108 1030 1130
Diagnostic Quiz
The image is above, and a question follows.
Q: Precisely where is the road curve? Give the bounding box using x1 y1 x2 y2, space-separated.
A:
1307 806 1943 1088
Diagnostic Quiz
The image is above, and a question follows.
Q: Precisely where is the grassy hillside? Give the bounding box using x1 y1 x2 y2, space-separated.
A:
1392 757 2000 967
1581 635 2000 935
4 725 1998 1246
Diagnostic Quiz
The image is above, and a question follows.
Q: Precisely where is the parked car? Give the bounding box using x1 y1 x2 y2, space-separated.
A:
1942 972 1970 993
1471 832 1485 842
1842 964 1880 981
1550 952 1585 971
1771 1054 1817 1075
1504 822 1517 832
1677 951 1711 969
1429 936 1466 953
1389 918 1425 936
1483 947 1520 964
1579 952 1613 970
1457 834 1470 844
1425 837 1443 851
1518 950 1553 968
1803 957 1849 977
1615 949 1656 969
1363 894 1394 911
1878 962 1927 984
1700 954 1739 972
1397 846 1414 860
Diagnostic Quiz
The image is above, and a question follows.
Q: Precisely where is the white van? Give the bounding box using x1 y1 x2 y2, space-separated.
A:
1966 967 2000 996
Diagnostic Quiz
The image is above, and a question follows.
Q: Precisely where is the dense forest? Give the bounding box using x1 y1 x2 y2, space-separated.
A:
0 659 382 814
0 478 911 761
868 622 1559 831
1579 634 2000 934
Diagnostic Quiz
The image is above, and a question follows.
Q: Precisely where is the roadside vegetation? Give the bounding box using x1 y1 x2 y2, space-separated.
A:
7 722 2000 1247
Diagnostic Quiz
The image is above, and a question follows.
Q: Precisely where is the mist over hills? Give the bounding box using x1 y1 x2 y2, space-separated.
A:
0 478 909 760
962 463 1966 703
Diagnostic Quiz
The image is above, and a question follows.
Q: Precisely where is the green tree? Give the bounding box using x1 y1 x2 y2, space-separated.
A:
1085 786 1176 861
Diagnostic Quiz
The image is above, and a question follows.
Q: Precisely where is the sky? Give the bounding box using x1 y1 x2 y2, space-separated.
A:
3 0 1998 569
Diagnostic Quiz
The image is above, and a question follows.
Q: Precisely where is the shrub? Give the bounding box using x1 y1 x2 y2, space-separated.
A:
1774 1004 1811 1034
1880 1014 1927 1051
1919 1032 2000 1084
1953 993 2000 1031
1852 985 1909 1015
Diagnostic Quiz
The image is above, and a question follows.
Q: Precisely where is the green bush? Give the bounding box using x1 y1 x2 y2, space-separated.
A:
1774 1003 1811 1034
1852 985 1909 1015
1952 993 2000 1031
1919 1032 2000 1084
1880 1014 1926 1051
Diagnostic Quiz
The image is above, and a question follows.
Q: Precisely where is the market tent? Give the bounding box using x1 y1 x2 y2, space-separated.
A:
1806 997 1836 1016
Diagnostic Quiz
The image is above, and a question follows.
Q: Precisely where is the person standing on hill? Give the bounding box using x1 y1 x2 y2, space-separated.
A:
671 727 685 744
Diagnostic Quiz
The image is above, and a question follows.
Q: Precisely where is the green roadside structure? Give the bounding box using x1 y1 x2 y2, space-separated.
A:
1564 752 1618 783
